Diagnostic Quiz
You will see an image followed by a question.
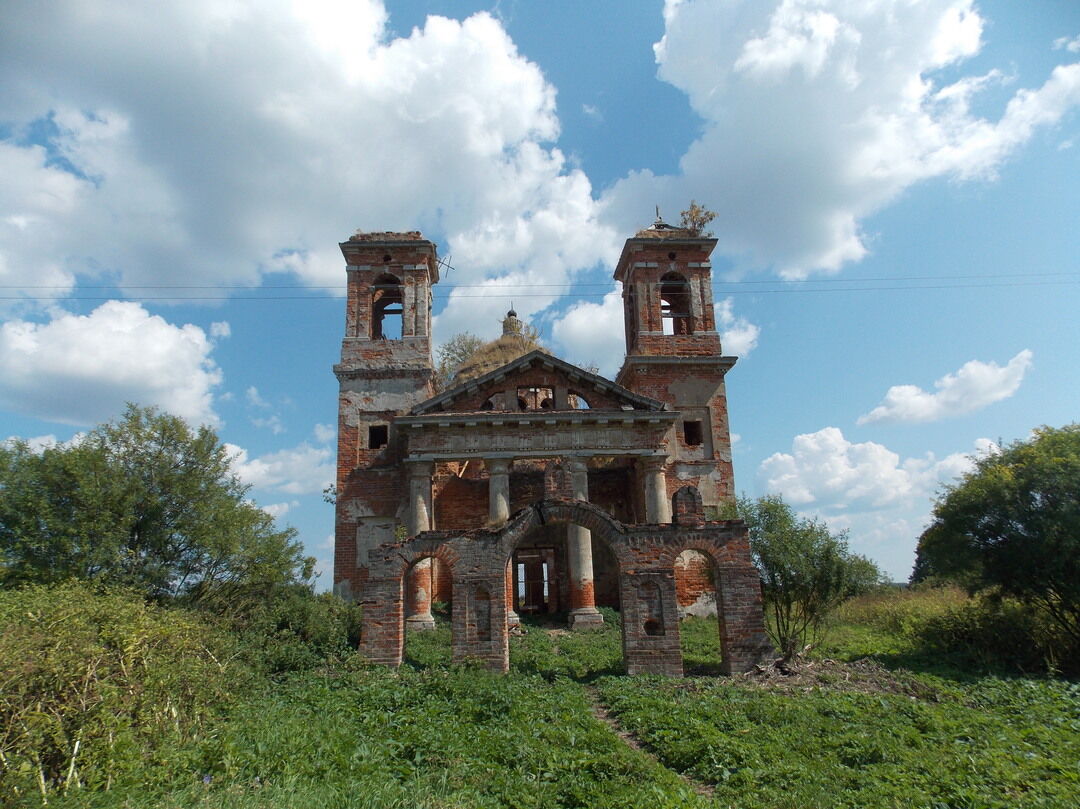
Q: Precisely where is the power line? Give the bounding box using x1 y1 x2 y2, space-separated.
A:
1 278 1078 302
2 270 1077 292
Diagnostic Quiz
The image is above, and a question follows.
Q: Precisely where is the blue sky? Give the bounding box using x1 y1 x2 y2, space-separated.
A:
2 0 1078 582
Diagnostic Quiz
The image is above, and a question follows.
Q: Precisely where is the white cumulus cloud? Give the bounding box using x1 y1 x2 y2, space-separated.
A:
551 288 626 377
758 427 997 578
716 297 760 357
0 1 614 316
1054 35 1080 54
227 441 334 496
759 426 982 512
0 301 223 426
260 500 300 520
602 0 1080 277
858 349 1032 425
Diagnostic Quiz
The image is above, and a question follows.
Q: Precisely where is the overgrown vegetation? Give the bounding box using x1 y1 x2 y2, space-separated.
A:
732 494 885 659
679 200 716 236
3 410 1077 806
0 582 252 801
913 423 1080 672
0 405 313 605
4 585 1079 808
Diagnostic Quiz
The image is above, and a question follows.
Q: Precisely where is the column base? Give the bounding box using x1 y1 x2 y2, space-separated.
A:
568 607 604 630
406 614 436 631
507 609 521 628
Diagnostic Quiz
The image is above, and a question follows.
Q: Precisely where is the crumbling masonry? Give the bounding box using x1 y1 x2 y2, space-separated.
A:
333 220 772 675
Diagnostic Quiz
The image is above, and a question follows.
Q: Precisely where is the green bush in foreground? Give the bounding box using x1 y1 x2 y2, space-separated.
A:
0 581 253 801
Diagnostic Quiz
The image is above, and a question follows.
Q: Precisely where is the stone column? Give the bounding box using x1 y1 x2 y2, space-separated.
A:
567 458 603 629
486 458 511 525
406 558 436 631
641 456 672 524
406 460 434 536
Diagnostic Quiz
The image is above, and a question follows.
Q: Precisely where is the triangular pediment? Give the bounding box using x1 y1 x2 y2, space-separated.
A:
411 350 667 415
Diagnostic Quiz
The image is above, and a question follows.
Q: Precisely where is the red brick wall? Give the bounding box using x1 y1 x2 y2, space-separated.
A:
674 549 715 611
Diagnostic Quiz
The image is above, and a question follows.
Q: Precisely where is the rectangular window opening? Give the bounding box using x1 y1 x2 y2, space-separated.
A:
683 420 703 447
368 424 389 449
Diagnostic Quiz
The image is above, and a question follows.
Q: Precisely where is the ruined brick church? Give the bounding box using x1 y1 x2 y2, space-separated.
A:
333 220 771 675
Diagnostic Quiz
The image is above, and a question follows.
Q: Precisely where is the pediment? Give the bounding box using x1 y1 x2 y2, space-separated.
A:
411 350 667 415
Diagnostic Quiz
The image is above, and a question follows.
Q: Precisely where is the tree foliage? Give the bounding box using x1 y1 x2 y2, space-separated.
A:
0 405 313 604
679 200 717 236
434 317 546 391
735 495 885 659
912 423 1080 650
434 331 486 390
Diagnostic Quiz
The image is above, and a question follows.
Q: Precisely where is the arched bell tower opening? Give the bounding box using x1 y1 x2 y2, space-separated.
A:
659 271 692 335
332 232 440 602
371 273 404 339
614 216 738 524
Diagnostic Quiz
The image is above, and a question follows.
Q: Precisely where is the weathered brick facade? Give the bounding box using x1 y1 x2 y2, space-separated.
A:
334 221 773 675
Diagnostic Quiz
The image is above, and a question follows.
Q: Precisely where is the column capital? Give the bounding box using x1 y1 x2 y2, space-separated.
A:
485 457 511 476
568 457 590 474
638 455 668 471
405 458 435 477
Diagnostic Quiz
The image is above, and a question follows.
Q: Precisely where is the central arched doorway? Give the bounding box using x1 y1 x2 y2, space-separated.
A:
501 502 628 677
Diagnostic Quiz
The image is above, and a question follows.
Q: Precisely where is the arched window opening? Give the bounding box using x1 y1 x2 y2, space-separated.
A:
567 390 590 410
516 386 553 411
372 273 403 339
659 272 692 336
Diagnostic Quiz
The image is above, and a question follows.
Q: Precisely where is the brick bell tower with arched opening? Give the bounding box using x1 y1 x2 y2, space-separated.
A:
332 231 440 600
614 217 738 515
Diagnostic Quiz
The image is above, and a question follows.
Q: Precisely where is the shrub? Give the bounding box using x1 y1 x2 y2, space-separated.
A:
912 597 1072 674
234 587 363 673
737 494 887 658
0 581 251 800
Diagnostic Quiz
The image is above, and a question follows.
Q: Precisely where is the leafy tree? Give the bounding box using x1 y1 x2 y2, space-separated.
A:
912 424 1080 650
734 494 885 659
434 316 546 391
434 331 486 390
679 200 717 236
0 405 313 604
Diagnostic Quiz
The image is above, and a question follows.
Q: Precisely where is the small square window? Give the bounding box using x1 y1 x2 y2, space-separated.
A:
368 424 388 449
683 420 703 447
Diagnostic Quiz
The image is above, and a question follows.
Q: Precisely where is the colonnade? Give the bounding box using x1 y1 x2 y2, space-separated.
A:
403 453 672 631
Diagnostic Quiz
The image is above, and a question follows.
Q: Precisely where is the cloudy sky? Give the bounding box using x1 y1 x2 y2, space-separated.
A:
2 0 1078 582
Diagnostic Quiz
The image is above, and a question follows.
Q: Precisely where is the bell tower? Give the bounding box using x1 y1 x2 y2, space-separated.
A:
332 231 439 599
615 218 737 512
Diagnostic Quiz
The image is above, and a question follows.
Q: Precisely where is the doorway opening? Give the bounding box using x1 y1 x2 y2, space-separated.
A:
674 548 725 674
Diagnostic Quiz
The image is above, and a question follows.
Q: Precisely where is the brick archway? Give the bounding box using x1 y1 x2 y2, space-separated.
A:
358 506 772 675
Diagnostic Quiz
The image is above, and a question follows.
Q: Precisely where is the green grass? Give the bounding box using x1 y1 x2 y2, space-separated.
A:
38 667 706 809
9 588 1080 809
594 674 1080 809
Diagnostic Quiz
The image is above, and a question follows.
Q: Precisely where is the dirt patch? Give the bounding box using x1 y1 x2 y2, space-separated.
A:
718 656 943 701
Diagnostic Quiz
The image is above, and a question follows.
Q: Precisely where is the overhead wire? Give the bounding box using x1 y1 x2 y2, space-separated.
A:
0 272 1077 301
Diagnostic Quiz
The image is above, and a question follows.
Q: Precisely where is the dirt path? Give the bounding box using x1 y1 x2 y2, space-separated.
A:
584 685 716 800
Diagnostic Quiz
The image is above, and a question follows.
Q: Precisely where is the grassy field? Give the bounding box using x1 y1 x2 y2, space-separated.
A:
6 592 1079 808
